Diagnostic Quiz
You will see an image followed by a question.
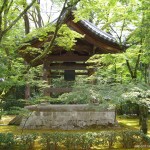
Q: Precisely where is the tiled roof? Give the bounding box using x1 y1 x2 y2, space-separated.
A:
52 9 118 45
80 20 117 44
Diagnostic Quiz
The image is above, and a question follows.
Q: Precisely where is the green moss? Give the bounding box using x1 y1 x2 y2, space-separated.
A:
0 115 150 142
22 25 55 43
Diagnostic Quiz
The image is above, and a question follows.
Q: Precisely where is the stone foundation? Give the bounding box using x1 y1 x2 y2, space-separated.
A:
20 104 116 130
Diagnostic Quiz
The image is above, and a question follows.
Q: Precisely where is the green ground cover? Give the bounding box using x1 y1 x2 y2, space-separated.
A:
0 115 146 133
0 115 150 150
0 115 142 134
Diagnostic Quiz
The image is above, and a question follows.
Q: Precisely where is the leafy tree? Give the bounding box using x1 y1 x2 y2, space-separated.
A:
74 0 149 82
29 0 81 66
0 0 36 42
0 0 149 135
0 0 37 117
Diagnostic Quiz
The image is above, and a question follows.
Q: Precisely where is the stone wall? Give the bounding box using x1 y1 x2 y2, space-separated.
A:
20 104 116 130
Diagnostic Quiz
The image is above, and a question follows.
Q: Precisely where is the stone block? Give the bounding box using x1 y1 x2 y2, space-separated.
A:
20 104 116 130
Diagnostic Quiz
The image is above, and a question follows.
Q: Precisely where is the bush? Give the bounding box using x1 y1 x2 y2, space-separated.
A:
0 133 37 150
16 133 37 150
117 101 139 115
0 131 150 149
39 131 150 149
40 133 67 150
120 131 144 148
0 133 15 150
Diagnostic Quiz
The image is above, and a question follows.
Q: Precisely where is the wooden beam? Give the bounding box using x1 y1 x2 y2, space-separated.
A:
37 72 88 78
47 55 90 62
67 20 122 53
49 63 88 70
51 71 88 76
48 87 72 93
50 75 61 78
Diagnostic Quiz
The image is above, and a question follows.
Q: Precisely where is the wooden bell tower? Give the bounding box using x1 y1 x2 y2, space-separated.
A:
19 12 123 96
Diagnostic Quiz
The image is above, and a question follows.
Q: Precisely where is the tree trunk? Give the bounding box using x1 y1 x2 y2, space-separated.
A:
126 49 141 80
139 104 148 134
23 3 31 100
35 0 43 28
0 0 36 42
147 64 150 85
25 83 30 100
23 11 30 34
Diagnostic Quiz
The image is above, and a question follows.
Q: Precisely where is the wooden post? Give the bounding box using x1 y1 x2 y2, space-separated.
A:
43 61 51 96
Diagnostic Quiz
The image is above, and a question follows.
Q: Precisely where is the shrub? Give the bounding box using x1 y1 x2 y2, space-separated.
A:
40 133 63 150
0 133 15 150
120 130 149 148
16 133 38 150
0 131 150 149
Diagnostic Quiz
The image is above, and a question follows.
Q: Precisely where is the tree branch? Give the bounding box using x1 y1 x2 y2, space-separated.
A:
4 0 14 30
35 0 42 28
126 59 134 79
109 25 121 44
47 0 54 23
119 19 126 44
0 0 7 14
28 11 38 28
30 0 68 66
7 0 14 12
133 49 142 78
1 0 36 40
0 0 8 37
30 0 80 66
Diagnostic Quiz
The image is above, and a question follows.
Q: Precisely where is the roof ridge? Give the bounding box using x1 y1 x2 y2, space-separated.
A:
80 20 117 44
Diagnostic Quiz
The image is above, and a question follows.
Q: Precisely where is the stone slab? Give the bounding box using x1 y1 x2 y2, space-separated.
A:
20 104 116 130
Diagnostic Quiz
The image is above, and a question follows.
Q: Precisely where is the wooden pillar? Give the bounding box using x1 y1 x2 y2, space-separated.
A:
43 61 51 96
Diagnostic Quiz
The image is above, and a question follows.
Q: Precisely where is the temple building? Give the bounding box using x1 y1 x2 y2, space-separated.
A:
19 11 123 95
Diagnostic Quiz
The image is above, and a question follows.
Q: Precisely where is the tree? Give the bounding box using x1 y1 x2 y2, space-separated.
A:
30 0 81 66
0 0 36 42
0 0 149 134
0 0 37 117
74 0 150 82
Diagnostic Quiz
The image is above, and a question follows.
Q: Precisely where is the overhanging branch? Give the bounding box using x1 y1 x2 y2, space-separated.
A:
1 0 36 39
30 0 80 66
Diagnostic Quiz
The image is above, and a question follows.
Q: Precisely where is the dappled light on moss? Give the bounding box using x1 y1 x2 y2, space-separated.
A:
0 115 150 149
0 115 147 134
118 118 139 129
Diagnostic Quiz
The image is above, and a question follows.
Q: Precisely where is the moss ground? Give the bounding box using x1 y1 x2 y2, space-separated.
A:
0 115 150 134
0 115 150 149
